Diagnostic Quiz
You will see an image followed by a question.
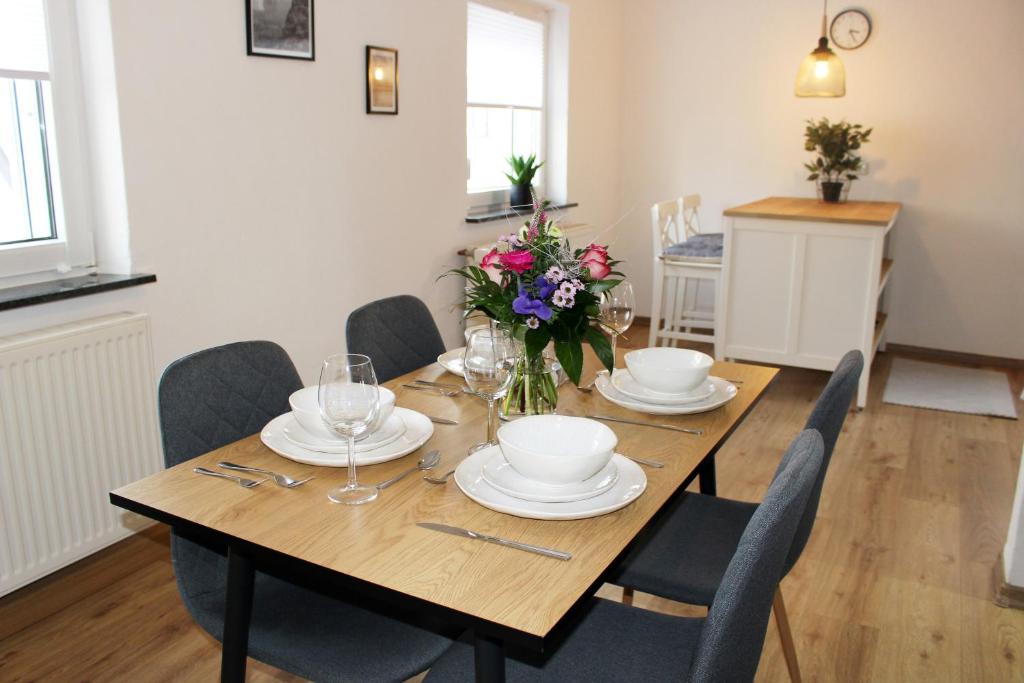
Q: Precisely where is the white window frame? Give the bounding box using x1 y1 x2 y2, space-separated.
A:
0 0 95 283
466 0 549 212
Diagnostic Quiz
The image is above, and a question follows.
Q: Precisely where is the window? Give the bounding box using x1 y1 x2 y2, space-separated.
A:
0 0 92 279
466 0 546 203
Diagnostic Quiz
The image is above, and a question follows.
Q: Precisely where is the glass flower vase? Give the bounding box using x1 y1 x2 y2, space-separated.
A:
500 352 560 418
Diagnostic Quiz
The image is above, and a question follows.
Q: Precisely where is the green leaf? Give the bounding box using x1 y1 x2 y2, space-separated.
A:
554 335 583 386
584 325 614 373
524 327 551 360
588 279 622 295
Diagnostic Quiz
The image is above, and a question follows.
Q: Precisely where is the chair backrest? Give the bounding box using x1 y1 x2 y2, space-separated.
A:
650 194 703 257
681 193 702 238
345 295 446 383
783 349 863 572
157 341 303 635
158 340 303 467
688 429 824 683
651 198 683 256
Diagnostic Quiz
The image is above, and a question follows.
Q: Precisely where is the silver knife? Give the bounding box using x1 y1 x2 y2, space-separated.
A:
588 413 704 436
416 522 572 561
415 379 476 396
426 415 459 425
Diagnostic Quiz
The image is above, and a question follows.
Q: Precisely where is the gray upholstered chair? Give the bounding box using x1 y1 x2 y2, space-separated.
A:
610 349 864 681
346 295 447 383
158 341 452 682
424 429 825 682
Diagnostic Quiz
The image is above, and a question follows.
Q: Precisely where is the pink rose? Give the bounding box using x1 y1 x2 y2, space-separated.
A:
479 248 502 283
499 250 535 274
481 248 499 269
580 243 611 280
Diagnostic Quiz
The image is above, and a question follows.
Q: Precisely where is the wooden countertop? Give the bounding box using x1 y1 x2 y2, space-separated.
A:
724 196 901 226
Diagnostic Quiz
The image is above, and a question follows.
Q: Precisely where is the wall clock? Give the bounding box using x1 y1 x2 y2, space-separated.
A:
830 9 872 50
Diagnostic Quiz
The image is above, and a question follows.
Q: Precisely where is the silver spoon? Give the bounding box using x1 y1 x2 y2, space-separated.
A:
424 468 456 485
375 450 441 489
217 462 315 488
194 466 265 488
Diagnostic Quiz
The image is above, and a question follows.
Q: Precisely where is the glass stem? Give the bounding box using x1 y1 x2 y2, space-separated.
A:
346 434 358 489
610 332 618 372
486 398 497 443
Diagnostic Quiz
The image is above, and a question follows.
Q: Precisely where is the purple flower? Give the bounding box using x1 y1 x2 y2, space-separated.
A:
513 284 553 321
536 276 558 299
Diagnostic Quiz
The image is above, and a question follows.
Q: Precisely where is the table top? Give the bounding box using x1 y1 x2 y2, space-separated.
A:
111 349 777 647
723 196 901 226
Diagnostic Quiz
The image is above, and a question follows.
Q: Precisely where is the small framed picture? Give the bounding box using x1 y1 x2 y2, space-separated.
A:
366 46 398 115
246 0 314 61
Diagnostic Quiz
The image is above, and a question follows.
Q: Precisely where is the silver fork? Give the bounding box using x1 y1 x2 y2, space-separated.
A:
217 462 314 488
194 466 265 488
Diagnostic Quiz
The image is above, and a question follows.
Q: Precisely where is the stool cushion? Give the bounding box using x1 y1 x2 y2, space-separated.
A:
663 233 723 262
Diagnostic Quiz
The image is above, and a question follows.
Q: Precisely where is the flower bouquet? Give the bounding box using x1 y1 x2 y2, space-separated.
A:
446 201 623 415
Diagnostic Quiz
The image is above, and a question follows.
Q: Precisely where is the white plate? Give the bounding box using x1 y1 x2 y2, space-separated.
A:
455 450 646 520
611 370 714 405
438 348 465 377
261 408 434 467
596 373 738 415
480 447 619 503
283 413 406 453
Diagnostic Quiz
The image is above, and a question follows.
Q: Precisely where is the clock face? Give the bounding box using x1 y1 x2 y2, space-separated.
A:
830 9 871 50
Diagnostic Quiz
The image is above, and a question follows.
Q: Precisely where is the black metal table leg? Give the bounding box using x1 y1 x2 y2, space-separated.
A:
698 453 717 496
474 631 506 683
222 545 255 683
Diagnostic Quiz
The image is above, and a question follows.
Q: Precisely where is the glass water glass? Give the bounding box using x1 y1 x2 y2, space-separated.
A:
319 353 380 505
463 327 516 447
599 280 635 372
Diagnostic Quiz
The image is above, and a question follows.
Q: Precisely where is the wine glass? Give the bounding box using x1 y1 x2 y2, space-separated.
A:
319 353 380 505
463 327 516 447
599 280 635 372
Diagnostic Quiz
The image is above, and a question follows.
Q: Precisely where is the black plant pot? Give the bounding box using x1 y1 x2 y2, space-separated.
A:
821 181 844 203
510 184 533 210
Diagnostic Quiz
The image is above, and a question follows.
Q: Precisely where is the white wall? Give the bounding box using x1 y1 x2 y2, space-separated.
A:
618 0 1024 359
0 0 624 384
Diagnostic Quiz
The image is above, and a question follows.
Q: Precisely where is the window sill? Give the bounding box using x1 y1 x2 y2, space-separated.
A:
464 202 578 224
0 273 156 312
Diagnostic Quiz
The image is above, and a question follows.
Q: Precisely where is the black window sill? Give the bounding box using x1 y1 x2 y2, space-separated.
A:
0 273 157 312
465 202 578 224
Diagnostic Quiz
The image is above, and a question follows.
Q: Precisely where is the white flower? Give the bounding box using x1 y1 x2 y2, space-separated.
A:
551 290 575 309
545 266 566 283
559 281 576 296
526 316 540 329
571 278 584 291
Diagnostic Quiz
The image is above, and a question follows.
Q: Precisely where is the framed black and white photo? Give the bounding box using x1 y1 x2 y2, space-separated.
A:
366 46 398 115
246 0 314 60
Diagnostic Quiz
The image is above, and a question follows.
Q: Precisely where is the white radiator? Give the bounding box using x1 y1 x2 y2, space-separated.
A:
0 312 162 596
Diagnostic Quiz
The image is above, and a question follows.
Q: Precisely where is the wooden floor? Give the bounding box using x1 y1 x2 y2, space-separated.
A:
1 329 1022 682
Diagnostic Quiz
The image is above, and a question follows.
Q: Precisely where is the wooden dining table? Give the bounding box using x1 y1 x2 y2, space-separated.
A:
110 348 777 682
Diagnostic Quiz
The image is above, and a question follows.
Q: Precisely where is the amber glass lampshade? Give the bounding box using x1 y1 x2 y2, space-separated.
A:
795 36 845 97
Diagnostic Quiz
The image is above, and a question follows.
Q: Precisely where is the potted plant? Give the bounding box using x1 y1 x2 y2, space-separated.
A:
506 154 544 209
803 118 872 203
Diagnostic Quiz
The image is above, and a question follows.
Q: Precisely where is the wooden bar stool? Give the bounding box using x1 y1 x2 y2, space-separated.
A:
648 194 724 357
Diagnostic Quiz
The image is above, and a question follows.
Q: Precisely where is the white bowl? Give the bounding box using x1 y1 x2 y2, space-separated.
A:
289 385 395 441
625 347 713 394
497 415 617 486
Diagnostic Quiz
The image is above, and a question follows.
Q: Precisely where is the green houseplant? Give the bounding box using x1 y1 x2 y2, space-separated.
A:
803 118 872 202
506 154 544 209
